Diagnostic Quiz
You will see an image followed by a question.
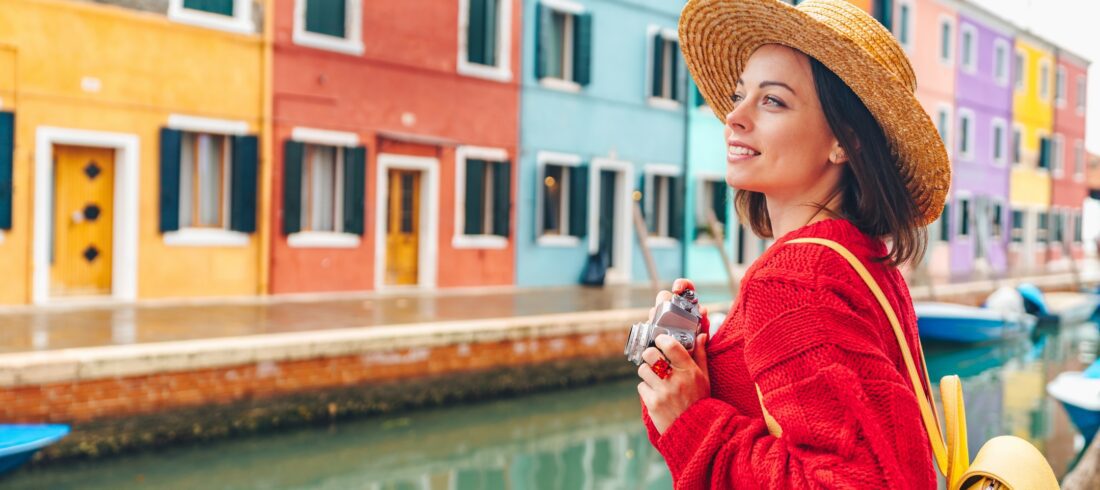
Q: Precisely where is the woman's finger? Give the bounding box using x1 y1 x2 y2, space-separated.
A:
642 346 665 366
638 381 657 405
654 334 693 368
637 362 664 386
654 290 672 307
672 278 696 295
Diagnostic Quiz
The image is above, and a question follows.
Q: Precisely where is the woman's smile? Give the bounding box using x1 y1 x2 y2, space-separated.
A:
726 141 760 163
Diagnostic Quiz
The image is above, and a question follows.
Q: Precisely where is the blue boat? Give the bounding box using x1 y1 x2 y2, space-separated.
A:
914 302 1036 343
1048 361 1100 445
1018 283 1100 326
0 424 69 475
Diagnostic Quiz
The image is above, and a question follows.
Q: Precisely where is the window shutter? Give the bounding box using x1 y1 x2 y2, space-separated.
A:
1039 137 1050 169
573 13 592 85
467 0 488 65
535 4 549 79
159 128 182 233
482 0 499 66
183 0 234 16
343 146 367 235
669 176 685 241
637 173 646 220
229 135 259 233
305 0 347 38
492 160 511 238
651 34 664 98
711 181 728 226
0 112 12 230
568 164 588 237
464 159 486 235
283 140 305 235
670 41 681 102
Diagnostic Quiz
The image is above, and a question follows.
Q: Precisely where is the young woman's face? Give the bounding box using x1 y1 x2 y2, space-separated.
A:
724 44 842 201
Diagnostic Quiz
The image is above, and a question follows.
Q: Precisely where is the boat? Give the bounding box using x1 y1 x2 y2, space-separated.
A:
1048 360 1100 445
914 302 1036 343
1018 283 1100 326
0 424 69 475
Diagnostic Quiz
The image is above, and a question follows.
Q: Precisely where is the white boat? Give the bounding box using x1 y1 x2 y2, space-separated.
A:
1048 361 1100 445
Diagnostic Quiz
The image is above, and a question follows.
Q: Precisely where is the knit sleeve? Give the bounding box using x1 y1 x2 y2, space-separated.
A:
653 266 932 489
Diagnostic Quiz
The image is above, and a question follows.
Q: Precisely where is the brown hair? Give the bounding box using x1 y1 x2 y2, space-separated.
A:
734 56 927 267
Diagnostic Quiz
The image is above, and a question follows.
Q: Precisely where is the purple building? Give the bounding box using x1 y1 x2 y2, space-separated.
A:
950 5 1015 277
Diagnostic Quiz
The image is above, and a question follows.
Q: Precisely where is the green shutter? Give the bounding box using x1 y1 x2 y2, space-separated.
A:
468 0 488 64
305 0 347 38
283 141 304 235
230 135 259 233
1039 137 1051 169
670 41 680 102
343 146 366 235
669 176 685 240
651 34 664 97
464 159 486 235
573 13 592 85
0 112 12 230
159 128 182 233
183 0 234 16
637 173 646 220
711 181 728 226
535 3 549 79
492 161 511 238
568 164 588 237
482 0 498 66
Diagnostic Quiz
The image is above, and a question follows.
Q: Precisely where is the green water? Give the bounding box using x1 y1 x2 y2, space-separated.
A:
4 322 1097 489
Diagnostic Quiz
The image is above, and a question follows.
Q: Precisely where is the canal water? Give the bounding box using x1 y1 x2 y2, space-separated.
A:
5 321 1097 489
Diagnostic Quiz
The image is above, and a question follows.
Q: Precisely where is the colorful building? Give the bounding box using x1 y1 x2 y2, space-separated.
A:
949 4 1015 277
1048 48 1090 262
515 0 686 287
268 0 521 293
1009 32 1056 273
0 0 266 305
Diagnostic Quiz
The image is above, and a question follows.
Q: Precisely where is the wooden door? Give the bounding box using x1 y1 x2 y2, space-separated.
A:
385 169 420 286
51 145 115 297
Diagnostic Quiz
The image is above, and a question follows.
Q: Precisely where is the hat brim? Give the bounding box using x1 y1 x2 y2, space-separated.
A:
679 0 951 226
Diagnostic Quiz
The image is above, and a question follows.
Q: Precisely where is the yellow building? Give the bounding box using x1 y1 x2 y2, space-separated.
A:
0 0 268 305
1010 33 1056 270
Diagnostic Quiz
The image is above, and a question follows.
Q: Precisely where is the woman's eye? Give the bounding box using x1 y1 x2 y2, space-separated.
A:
730 93 743 104
763 95 786 107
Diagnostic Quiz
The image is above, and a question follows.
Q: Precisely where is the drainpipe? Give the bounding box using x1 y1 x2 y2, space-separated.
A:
257 0 275 296
681 78 691 280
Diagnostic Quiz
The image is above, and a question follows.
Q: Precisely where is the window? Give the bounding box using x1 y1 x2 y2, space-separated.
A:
1051 135 1065 176
696 179 727 240
874 0 893 31
294 0 364 55
300 145 343 233
958 110 973 160
542 164 569 236
1037 211 1049 243
1015 51 1025 91
459 0 512 81
897 2 912 49
1012 125 1022 165
1074 140 1085 180
281 135 366 242
1078 76 1088 114
938 17 953 65
994 40 1009 86
1040 60 1050 100
649 175 672 237
643 168 683 241
649 29 681 104
179 132 230 229
1052 210 1065 243
537 154 587 242
1038 136 1051 170
536 1 592 88
168 0 252 33
1074 211 1083 243
936 106 951 150
1011 209 1024 243
960 25 977 73
957 197 971 238
1055 66 1067 106
992 119 1006 165
938 203 950 242
991 202 1004 240
460 158 511 238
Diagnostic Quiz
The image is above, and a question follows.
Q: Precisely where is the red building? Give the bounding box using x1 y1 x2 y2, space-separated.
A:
1050 49 1090 262
270 0 520 293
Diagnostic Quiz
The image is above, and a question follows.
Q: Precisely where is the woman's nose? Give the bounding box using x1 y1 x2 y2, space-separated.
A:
725 104 751 132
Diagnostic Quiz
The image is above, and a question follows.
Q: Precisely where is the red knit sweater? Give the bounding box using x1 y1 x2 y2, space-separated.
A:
643 219 936 489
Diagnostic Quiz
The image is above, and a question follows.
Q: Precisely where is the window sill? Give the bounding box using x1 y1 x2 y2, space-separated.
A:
0 230 5 245
458 61 513 83
287 231 361 249
647 97 682 111
538 78 582 93
537 234 580 248
453 234 508 250
168 7 254 35
163 228 250 247
646 236 679 249
293 30 365 56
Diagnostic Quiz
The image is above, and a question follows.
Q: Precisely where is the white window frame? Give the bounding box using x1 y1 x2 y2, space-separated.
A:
1039 59 1051 101
957 108 975 161
1009 206 1026 248
1077 75 1087 116
535 151 582 247
1055 65 1067 107
1074 139 1086 182
990 197 1006 241
646 26 682 111
960 23 978 74
457 0 514 82
167 0 254 34
454 145 510 249
1036 129 1051 173
537 0 585 93
895 0 915 52
292 0 365 56
1051 133 1064 177
938 15 955 67
1012 123 1023 166
993 39 1009 87
991 118 1007 167
694 174 727 245
163 115 250 248
285 127 362 249
1015 50 1026 93
955 193 973 240
643 163 681 248
935 103 953 153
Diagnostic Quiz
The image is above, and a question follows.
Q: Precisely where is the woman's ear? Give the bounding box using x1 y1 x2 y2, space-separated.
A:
829 142 848 165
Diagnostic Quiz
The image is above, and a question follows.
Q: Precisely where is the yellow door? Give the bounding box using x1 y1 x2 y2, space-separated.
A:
385 169 420 286
51 145 114 297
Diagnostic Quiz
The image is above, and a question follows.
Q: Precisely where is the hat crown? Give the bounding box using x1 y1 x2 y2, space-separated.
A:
798 0 917 94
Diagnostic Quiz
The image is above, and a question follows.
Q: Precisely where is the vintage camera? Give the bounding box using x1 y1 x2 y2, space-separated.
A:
624 289 703 366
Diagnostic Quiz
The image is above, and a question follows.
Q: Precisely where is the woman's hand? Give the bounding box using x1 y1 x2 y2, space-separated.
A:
638 278 712 435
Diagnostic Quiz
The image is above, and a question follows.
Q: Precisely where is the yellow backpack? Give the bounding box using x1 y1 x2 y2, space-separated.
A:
779 238 1061 489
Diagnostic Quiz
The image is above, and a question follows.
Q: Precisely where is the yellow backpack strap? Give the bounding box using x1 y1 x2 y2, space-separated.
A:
940 374 971 488
787 238 949 475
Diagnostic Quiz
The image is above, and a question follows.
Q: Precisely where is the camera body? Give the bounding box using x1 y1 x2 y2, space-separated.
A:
624 290 703 366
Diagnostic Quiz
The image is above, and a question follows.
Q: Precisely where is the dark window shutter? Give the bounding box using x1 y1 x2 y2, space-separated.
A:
669 176 685 240
711 181 728 226
568 164 588 237
230 135 259 233
343 146 367 235
670 41 680 102
573 13 592 85
482 0 499 66
1039 137 1051 169
535 4 549 79
693 83 705 107
637 173 646 219
467 0 488 64
305 0 347 38
464 159 486 235
159 128 182 233
492 160 511 238
651 34 663 97
282 140 304 235
183 0 234 16
0 112 12 230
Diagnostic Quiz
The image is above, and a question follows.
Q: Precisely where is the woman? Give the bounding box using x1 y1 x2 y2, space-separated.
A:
636 0 951 488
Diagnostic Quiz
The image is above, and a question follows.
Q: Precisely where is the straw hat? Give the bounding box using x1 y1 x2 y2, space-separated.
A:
680 0 951 226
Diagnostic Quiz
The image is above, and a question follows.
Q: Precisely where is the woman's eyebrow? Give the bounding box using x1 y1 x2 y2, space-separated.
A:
735 78 796 95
